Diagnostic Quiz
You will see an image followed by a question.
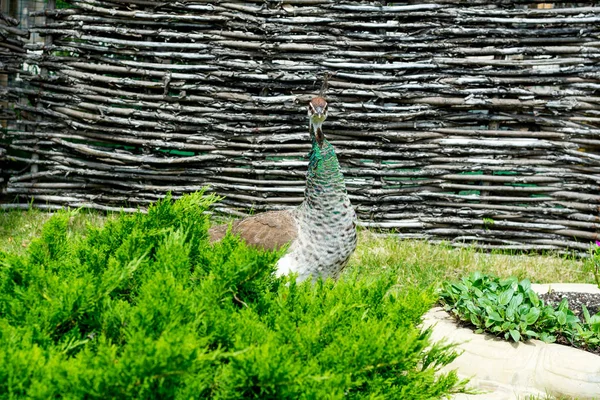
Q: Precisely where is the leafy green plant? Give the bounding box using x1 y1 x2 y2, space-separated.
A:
592 241 600 289
0 192 467 399
440 272 600 350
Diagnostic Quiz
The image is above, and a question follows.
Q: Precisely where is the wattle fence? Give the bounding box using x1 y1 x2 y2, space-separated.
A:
1 1 599 254
1 11 27 167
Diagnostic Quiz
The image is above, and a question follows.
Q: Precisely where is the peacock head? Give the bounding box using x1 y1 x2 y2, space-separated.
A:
308 96 328 148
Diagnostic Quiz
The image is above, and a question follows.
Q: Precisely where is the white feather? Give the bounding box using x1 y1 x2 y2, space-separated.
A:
275 253 296 277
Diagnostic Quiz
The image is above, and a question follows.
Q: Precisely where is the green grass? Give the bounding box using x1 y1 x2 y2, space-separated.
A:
2 211 592 287
348 231 593 287
0 208 103 256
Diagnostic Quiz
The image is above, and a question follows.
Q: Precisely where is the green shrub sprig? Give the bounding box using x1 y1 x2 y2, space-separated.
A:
440 272 600 350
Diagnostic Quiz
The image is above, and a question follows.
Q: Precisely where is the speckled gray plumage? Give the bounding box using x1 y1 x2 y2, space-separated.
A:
276 138 357 281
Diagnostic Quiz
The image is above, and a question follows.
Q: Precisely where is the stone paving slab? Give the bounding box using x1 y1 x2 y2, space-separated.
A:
426 283 600 400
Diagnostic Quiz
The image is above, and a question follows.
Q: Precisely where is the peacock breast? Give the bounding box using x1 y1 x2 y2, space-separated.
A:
294 197 357 280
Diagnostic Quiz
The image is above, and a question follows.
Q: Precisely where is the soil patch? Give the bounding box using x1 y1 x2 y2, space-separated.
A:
538 290 600 357
538 290 600 318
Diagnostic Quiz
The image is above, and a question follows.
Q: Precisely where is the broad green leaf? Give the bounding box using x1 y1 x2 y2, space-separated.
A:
582 304 591 324
498 288 514 306
506 294 522 322
499 277 518 290
506 301 516 321
485 306 503 322
524 330 538 338
498 307 506 319
558 298 568 312
519 321 528 331
539 332 556 343
510 293 523 308
590 315 600 333
518 304 530 316
461 277 472 289
523 307 540 325
509 329 521 342
472 287 484 298
466 301 479 315
527 290 540 307
518 279 531 292
452 282 468 293
478 297 492 307
555 310 567 325
542 305 555 318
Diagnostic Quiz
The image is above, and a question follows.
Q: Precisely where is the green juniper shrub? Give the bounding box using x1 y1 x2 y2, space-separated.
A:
440 272 600 350
0 192 467 399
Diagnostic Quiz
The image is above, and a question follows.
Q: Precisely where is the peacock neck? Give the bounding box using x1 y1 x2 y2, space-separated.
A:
304 138 348 207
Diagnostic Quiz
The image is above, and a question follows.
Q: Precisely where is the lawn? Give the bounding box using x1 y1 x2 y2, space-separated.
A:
0 196 595 399
1 206 592 287
349 231 594 287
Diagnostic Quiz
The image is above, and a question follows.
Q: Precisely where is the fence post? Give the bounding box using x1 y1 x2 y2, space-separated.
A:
31 0 54 175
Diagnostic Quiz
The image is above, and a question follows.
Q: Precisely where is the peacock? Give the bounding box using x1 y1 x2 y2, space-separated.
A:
209 97 357 282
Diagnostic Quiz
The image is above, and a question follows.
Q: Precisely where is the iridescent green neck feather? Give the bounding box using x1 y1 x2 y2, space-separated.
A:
305 137 347 207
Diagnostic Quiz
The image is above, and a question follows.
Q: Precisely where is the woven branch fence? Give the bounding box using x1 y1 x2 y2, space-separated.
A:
1 0 599 254
0 11 27 167
0 12 27 86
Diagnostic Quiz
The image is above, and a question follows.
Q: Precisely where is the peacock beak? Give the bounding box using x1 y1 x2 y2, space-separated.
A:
308 98 327 148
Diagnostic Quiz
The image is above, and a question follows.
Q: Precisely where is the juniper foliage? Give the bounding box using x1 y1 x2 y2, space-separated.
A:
0 192 465 399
